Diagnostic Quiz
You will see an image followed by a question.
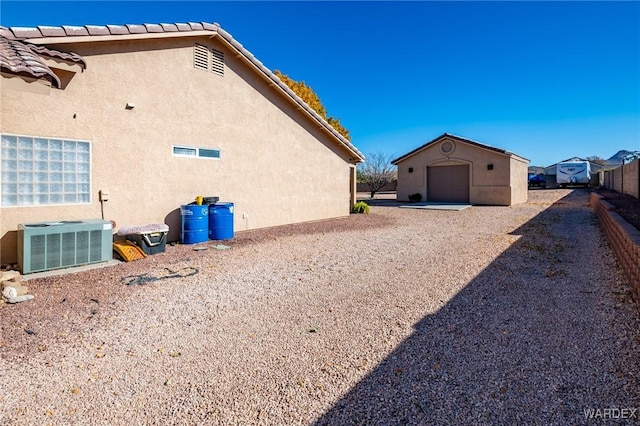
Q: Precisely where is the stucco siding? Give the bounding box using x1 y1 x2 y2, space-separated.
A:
1 36 354 264
510 157 529 205
395 136 525 206
396 157 426 202
471 186 512 206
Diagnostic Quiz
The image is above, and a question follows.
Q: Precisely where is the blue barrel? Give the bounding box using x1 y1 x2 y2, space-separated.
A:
180 204 209 244
209 202 234 240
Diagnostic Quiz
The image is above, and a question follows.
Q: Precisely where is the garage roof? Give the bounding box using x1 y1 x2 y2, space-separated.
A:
391 133 528 164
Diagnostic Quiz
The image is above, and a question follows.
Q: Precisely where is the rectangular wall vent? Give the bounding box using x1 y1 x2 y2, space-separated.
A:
194 44 224 76
194 44 209 71
17 219 113 274
210 48 224 76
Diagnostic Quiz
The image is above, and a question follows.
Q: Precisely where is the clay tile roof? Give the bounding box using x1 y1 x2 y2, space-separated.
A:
9 27 42 38
143 23 163 33
159 23 179 32
0 21 365 162
37 26 66 37
28 44 86 69
125 24 147 34
106 25 129 35
0 35 61 86
62 25 89 36
0 27 14 39
175 23 192 31
86 25 110 36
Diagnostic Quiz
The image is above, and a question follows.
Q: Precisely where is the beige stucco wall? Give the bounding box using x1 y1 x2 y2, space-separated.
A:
1 36 356 264
395 137 528 206
509 156 529 205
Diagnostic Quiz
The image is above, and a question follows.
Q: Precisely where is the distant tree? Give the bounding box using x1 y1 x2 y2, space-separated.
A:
586 155 607 166
274 70 351 140
358 152 397 198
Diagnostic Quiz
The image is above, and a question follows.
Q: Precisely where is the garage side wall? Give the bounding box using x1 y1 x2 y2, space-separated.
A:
396 156 426 202
395 139 516 205
0 36 354 264
510 157 529 204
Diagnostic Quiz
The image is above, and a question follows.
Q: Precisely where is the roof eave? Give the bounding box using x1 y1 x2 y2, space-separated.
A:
213 28 364 163
392 133 529 164
3 22 365 163
22 30 218 45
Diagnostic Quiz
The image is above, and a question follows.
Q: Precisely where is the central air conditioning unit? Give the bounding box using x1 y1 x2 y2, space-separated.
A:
17 219 113 274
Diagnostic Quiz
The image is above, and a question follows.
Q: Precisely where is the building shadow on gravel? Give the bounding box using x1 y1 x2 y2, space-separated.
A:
315 189 639 425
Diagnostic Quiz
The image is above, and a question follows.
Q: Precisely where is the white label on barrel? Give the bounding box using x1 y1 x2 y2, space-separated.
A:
181 209 193 216
229 206 234 214
201 208 208 215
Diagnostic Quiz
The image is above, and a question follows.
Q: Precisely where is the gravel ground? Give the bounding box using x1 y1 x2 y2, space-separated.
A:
1 189 639 425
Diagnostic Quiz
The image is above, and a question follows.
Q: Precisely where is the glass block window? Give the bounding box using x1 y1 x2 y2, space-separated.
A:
172 145 220 159
1 134 91 207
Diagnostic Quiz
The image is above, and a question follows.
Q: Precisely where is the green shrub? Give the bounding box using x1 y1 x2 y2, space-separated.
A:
409 193 423 202
351 201 370 214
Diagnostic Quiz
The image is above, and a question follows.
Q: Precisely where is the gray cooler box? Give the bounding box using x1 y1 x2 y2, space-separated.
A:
118 224 169 255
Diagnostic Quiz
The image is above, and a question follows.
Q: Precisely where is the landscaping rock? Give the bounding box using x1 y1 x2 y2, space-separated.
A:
2 286 17 300
15 285 29 296
7 294 34 304
0 270 21 283
1 271 33 304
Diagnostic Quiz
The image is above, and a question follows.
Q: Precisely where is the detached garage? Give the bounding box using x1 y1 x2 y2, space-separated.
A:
392 134 529 206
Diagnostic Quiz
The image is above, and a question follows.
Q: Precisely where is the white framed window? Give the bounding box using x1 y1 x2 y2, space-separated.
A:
1 134 91 207
172 145 220 160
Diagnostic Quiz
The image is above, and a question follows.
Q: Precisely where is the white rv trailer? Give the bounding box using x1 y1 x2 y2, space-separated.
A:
556 160 591 187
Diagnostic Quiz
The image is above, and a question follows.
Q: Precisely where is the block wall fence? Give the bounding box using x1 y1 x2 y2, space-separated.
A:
601 159 639 199
590 192 640 305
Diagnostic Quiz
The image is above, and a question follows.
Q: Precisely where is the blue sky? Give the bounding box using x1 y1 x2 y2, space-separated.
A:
1 1 639 166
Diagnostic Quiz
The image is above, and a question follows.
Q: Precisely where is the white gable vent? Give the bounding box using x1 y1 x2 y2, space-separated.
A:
194 44 224 76
194 44 209 71
210 48 224 76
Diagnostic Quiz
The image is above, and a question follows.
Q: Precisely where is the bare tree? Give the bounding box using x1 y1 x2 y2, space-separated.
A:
586 155 607 166
358 152 397 198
